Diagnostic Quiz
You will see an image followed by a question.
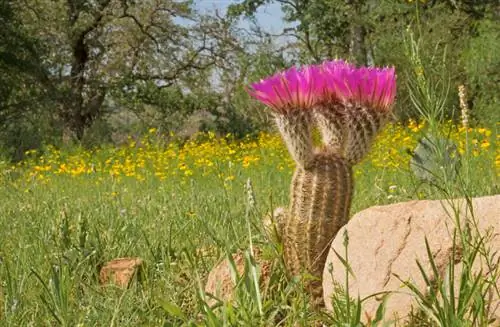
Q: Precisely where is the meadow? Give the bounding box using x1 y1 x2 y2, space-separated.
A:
0 121 498 326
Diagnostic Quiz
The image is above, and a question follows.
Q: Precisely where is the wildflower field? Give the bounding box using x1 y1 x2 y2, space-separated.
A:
0 121 498 325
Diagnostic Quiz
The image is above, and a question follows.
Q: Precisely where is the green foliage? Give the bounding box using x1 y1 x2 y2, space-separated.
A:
399 231 498 326
410 134 461 185
0 0 41 89
0 0 498 161
220 42 290 135
229 0 499 124
228 0 365 63
0 0 53 159
0 0 240 145
462 18 500 124
0 123 497 325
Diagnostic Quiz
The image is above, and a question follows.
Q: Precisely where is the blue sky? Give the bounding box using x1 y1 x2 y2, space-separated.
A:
194 0 286 34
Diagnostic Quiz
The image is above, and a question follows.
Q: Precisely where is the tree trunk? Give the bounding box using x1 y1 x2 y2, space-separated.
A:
347 0 367 65
349 24 367 65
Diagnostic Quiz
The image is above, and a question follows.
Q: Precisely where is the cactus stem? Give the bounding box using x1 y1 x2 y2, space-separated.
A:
284 152 353 305
274 110 314 168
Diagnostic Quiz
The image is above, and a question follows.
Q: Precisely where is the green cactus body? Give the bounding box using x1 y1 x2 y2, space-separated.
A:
316 104 389 165
283 152 353 304
274 110 314 168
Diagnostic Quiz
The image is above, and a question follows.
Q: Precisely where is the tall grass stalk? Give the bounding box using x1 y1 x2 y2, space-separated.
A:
404 25 499 327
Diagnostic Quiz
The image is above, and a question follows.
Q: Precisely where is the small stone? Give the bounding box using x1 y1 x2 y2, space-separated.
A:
99 257 143 287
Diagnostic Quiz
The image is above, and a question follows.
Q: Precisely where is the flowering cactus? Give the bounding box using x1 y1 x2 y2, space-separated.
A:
248 65 323 167
316 61 397 163
248 60 396 113
248 60 396 306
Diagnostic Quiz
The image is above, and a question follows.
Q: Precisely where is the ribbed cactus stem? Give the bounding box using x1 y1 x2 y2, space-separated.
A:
274 110 314 167
283 152 353 305
316 104 389 165
344 105 389 164
314 106 345 153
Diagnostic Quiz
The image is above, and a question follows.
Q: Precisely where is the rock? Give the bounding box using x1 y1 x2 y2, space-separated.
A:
204 247 273 307
323 195 500 325
99 257 143 287
204 208 284 307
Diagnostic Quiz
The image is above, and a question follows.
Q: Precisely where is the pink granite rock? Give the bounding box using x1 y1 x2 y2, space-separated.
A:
323 195 500 325
204 247 273 307
99 257 143 287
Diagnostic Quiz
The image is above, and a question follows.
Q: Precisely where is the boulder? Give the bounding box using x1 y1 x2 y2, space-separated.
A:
99 257 143 287
204 247 273 307
323 195 500 325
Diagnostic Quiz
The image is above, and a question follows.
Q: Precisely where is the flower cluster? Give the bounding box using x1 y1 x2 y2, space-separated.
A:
5 132 292 187
248 60 396 113
0 122 496 188
248 66 322 113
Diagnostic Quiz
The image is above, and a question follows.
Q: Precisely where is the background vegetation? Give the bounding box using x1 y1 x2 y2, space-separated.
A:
0 0 498 160
0 0 499 325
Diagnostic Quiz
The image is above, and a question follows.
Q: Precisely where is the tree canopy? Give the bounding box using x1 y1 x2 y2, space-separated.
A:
0 0 498 158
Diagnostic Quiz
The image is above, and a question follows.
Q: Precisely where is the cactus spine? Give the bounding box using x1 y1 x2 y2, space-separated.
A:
315 104 390 165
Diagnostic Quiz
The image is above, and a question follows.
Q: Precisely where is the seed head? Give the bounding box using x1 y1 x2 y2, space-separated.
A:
458 84 469 129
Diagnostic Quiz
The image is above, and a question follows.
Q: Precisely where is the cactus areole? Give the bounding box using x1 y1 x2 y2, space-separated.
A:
248 60 397 306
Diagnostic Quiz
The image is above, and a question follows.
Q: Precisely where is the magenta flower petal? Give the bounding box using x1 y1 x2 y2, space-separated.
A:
318 61 396 111
247 60 396 113
247 65 322 113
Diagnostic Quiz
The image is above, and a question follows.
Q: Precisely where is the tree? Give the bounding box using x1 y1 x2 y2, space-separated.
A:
0 0 43 118
0 0 53 158
228 0 372 65
228 0 499 122
15 0 236 141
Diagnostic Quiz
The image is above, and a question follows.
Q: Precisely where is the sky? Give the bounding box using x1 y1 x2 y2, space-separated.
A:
194 0 286 34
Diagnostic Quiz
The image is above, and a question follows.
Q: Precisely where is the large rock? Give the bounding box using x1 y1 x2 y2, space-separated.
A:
323 195 500 325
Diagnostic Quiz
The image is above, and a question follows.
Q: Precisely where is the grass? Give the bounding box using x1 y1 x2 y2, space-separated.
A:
0 122 498 326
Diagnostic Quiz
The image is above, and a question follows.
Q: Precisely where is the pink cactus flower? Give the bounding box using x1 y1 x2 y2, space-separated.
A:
247 65 323 114
319 61 396 112
248 60 396 113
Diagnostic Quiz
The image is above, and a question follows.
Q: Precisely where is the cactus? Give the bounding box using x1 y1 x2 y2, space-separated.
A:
315 103 390 164
314 106 345 153
248 60 397 306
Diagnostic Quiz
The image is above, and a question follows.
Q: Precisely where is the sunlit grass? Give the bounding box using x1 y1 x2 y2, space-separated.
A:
0 121 497 325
